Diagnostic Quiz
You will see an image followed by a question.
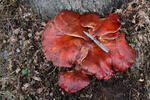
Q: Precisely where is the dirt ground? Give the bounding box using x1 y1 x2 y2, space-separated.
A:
0 0 150 100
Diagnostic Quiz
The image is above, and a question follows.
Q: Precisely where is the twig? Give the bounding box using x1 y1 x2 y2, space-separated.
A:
83 31 110 53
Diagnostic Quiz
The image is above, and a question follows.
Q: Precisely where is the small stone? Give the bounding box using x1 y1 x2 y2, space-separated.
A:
28 33 32 38
3 40 6 43
16 48 20 53
49 92 53 97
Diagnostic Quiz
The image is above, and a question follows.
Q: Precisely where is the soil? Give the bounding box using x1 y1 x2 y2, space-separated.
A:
0 0 150 100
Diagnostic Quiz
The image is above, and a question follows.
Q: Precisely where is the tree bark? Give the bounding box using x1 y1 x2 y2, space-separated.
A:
28 0 129 20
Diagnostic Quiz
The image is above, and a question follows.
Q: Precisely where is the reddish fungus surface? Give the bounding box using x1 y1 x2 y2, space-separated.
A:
42 10 136 93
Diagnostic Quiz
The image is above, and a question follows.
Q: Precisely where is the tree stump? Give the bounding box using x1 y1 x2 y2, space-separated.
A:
28 0 129 20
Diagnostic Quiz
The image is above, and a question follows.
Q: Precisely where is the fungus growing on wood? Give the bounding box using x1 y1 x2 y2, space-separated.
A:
42 10 136 93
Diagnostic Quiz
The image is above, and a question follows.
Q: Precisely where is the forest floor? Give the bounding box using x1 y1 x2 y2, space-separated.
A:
0 0 150 100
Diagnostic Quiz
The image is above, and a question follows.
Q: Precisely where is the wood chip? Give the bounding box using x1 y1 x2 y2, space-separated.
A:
32 76 42 81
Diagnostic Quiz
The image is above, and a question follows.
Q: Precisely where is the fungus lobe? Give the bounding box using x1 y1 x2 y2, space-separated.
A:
42 10 136 93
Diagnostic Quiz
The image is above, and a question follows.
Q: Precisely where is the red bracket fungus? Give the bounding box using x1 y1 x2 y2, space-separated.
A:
42 10 136 93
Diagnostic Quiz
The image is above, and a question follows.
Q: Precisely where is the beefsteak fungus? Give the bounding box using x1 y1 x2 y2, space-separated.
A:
42 10 136 93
